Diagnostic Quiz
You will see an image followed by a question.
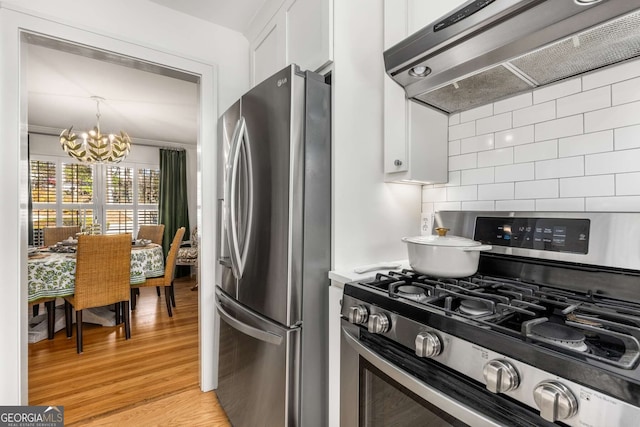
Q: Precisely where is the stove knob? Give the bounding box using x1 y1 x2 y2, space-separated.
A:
347 305 369 325
415 332 442 358
533 381 578 423
367 313 390 334
483 360 520 394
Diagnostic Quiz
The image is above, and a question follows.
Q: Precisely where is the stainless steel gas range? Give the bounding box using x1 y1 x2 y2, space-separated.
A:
340 211 640 427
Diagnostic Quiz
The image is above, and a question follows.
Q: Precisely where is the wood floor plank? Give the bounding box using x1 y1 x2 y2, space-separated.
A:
28 277 230 426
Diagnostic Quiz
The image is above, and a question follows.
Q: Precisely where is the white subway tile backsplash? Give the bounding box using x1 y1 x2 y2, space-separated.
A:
614 125 640 150
583 58 640 90
535 198 585 212
447 185 477 202
612 76 640 106
496 199 535 211
434 201 462 211
477 112 511 135
495 126 534 148
460 104 493 123
422 187 447 202
449 121 475 141
462 201 495 211
445 171 462 187
495 163 534 183
586 196 640 212
515 180 558 199
422 202 435 213
585 149 640 175
461 134 494 154
514 140 557 163
513 101 555 127
535 157 584 179
478 148 513 167
494 93 532 114
585 101 640 133
559 175 614 197
535 115 583 141
449 153 477 171
533 78 581 104
449 140 461 156
616 172 640 196
461 167 494 185
478 183 514 200
557 86 610 118
559 130 613 157
432 59 640 214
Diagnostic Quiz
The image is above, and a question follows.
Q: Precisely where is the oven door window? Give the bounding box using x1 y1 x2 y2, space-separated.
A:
360 359 468 427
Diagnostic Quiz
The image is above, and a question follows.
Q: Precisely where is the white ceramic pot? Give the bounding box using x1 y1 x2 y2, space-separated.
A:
402 228 492 278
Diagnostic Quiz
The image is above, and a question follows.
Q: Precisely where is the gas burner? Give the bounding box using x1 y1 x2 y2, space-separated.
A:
458 299 493 317
530 322 589 352
395 285 430 302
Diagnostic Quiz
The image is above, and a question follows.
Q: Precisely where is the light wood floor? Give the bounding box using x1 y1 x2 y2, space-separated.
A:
28 276 231 426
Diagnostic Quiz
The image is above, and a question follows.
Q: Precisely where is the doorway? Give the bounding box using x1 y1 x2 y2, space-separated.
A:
0 6 218 403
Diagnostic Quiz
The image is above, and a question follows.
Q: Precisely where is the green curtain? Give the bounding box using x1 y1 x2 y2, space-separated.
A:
158 149 190 261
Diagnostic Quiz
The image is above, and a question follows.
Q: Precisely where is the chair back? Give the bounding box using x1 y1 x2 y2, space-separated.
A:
43 226 81 246
162 227 186 286
74 233 132 311
137 224 165 245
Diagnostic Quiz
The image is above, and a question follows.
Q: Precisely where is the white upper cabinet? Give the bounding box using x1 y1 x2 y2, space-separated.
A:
249 0 333 86
383 0 466 183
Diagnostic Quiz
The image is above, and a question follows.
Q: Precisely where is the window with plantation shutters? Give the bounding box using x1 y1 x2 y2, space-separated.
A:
30 160 57 246
30 156 160 241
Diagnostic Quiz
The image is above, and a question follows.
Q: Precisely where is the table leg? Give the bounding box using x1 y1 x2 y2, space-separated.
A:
45 300 55 340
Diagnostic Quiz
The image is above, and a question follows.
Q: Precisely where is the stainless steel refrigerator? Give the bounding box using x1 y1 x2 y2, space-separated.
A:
215 64 330 427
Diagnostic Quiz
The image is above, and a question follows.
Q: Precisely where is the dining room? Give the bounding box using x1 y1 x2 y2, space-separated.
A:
21 26 212 422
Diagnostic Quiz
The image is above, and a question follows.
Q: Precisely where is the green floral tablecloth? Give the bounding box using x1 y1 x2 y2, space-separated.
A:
28 244 164 302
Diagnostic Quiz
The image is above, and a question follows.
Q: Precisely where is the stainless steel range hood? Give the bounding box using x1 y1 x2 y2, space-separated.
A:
384 0 640 114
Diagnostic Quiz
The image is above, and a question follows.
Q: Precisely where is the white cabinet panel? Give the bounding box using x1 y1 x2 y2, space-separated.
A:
252 20 284 86
384 0 460 183
328 284 343 427
287 0 332 72
249 0 332 86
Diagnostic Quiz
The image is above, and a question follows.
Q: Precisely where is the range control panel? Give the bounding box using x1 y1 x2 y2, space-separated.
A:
474 217 590 254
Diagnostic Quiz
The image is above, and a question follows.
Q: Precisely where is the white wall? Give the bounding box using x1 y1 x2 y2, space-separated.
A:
423 58 640 213
0 0 249 404
332 0 421 271
2 0 249 113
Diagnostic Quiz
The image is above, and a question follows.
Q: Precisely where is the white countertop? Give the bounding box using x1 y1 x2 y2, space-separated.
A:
328 260 410 288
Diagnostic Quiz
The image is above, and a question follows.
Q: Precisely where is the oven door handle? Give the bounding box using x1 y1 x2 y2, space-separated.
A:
341 326 503 427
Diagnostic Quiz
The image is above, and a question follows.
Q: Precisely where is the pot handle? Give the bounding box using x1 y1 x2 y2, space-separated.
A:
460 245 493 252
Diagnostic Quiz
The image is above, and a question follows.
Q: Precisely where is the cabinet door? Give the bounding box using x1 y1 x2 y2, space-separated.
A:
383 0 465 183
286 0 333 72
252 15 286 86
250 0 332 86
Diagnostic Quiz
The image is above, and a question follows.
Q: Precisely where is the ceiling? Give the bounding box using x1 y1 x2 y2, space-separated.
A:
26 0 267 147
149 0 268 34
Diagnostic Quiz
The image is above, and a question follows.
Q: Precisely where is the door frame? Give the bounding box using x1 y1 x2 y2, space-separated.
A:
0 5 219 403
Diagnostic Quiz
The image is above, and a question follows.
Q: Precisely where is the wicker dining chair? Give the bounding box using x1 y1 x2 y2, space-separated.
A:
63 233 132 354
43 226 81 247
130 227 185 317
136 224 165 245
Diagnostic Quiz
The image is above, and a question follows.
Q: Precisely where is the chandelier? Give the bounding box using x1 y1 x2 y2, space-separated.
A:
59 96 131 163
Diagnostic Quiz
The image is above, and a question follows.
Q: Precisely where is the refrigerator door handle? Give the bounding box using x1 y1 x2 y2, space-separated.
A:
225 118 243 279
216 299 283 346
225 117 254 280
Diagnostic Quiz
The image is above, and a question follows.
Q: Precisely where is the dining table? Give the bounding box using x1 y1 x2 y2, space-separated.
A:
28 242 165 341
